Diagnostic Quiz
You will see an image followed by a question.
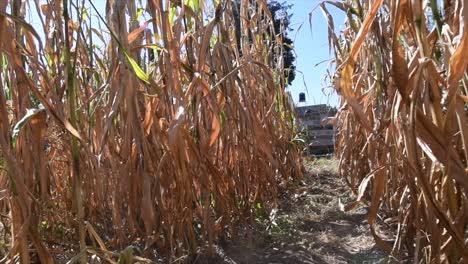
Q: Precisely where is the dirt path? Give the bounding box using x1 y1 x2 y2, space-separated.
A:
200 159 390 264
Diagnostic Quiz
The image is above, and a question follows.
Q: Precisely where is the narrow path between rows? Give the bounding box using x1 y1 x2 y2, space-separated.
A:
200 159 391 264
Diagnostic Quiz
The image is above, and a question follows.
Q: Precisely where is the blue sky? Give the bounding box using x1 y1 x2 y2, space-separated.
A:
286 0 345 107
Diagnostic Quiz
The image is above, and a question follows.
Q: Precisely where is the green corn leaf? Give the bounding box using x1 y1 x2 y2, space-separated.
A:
220 110 227 128
169 6 177 26
123 51 150 84
1 53 6 70
137 8 145 21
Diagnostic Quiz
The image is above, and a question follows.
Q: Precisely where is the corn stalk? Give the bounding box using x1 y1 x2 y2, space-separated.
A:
324 0 468 262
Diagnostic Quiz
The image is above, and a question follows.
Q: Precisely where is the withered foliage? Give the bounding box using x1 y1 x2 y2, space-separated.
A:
0 0 302 262
325 0 468 262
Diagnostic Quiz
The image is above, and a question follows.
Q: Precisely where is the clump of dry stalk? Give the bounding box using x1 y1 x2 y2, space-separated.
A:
323 0 468 262
0 0 302 262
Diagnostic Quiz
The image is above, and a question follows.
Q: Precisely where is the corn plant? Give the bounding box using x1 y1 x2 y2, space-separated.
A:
0 0 302 262
324 0 468 262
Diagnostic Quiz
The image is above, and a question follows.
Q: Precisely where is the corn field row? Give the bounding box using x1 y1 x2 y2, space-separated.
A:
325 0 468 262
0 0 302 262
